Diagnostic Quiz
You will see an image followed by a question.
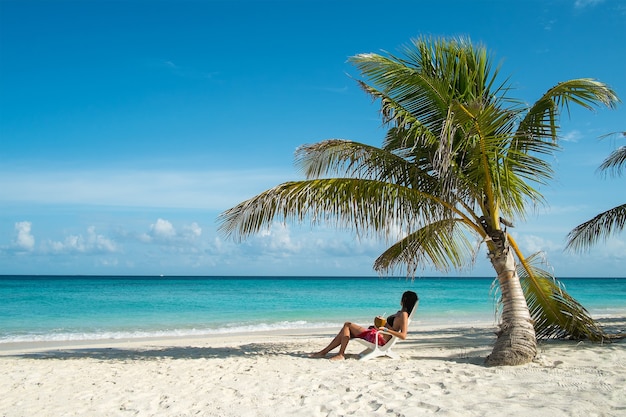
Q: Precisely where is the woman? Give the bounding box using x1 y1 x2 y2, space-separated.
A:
311 291 418 361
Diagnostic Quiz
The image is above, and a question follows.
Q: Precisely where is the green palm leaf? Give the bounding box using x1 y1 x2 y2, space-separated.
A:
518 79 619 148
374 219 478 275
566 204 626 252
566 134 625 251
515 252 606 340
598 140 626 176
218 178 446 242
295 140 434 191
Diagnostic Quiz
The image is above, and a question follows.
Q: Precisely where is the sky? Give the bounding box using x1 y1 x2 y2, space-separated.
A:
0 0 625 277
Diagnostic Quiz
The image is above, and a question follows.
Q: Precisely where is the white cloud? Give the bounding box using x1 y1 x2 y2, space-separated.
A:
561 130 583 143
246 222 388 258
14 221 35 251
518 234 563 254
256 223 303 253
604 237 626 260
583 236 626 261
183 222 202 238
574 0 603 9
139 218 203 246
556 235 626 277
151 218 176 239
164 60 178 69
45 226 117 254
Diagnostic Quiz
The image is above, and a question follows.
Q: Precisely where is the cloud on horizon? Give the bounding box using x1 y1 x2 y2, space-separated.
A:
43 226 118 254
13 221 35 252
139 218 203 244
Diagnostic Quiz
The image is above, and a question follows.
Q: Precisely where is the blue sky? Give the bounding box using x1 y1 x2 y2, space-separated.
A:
1 0 624 277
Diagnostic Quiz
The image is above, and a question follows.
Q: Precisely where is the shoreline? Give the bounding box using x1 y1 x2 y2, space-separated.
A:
0 320 500 356
3 312 626 353
0 309 503 347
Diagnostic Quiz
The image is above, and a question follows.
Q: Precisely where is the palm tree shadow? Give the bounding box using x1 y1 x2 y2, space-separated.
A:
400 325 497 366
401 317 626 366
8 342 308 361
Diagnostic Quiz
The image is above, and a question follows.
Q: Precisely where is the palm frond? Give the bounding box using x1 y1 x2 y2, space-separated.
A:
349 55 447 132
373 219 479 275
566 134 624 251
516 252 607 341
217 178 446 242
382 125 437 163
399 35 502 103
352 76 445 151
518 79 619 145
294 139 437 192
598 143 626 177
552 79 621 111
565 204 626 252
450 101 545 221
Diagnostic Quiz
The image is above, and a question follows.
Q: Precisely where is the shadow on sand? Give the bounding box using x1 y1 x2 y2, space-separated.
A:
7 342 306 361
7 317 623 363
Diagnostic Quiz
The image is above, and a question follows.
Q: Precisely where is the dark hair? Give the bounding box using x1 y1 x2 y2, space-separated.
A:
401 291 419 314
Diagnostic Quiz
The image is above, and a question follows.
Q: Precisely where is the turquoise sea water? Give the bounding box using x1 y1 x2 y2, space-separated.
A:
1 276 625 343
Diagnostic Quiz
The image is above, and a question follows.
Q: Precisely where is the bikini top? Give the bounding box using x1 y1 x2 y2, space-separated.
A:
386 313 397 327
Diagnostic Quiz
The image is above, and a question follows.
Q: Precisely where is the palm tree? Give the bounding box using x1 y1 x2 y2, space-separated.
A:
218 37 619 366
566 133 626 251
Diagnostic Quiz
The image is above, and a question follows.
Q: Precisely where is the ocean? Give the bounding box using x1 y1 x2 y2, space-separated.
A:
1 276 625 343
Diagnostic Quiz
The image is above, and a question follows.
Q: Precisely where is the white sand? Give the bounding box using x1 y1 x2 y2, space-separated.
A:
1 319 624 417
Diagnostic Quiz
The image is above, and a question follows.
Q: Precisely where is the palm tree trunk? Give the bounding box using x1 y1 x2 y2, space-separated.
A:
485 243 537 366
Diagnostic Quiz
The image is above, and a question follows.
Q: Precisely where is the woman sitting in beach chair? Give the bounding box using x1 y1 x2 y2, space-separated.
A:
310 291 418 361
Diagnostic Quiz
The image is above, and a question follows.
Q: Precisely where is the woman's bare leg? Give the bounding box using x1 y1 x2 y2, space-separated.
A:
311 322 365 360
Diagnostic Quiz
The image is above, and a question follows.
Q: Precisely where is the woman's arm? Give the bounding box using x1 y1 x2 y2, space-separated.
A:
379 311 409 339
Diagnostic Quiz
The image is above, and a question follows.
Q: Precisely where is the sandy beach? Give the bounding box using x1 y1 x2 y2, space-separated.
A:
1 319 624 417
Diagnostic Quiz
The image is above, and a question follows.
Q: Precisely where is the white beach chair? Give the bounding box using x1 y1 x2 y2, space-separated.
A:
355 303 417 361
